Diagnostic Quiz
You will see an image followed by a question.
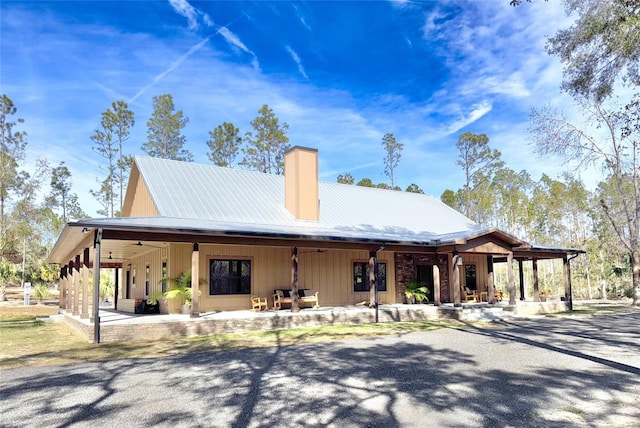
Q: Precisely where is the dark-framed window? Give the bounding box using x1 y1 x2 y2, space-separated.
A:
126 265 131 299
210 259 251 295
145 264 150 296
353 261 387 292
464 264 477 290
161 260 168 293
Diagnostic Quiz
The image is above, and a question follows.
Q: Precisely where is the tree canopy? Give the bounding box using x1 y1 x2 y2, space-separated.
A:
241 105 290 175
207 122 241 167
143 94 192 161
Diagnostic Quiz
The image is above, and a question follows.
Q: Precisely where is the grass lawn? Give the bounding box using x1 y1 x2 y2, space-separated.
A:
0 305 59 322
0 313 459 370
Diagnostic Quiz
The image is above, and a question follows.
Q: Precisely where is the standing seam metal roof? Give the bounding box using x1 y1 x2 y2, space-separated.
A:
134 156 482 242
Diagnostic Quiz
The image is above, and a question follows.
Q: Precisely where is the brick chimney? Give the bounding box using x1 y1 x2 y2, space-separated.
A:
285 146 319 221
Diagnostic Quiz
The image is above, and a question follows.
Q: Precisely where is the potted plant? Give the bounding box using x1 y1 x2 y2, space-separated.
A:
404 280 429 304
539 288 548 302
163 270 202 314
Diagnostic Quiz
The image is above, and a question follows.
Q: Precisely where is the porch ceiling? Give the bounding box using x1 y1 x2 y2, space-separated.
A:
48 218 583 267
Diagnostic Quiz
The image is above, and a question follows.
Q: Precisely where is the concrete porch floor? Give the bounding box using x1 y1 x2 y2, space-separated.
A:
58 300 569 343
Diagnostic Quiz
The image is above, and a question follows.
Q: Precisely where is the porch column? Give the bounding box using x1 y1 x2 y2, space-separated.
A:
81 248 90 319
368 250 377 309
66 261 73 310
532 258 540 302
290 247 300 312
564 256 573 311
433 264 441 306
92 228 102 343
507 252 516 305
73 255 81 315
190 243 200 318
518 259 525 301
452 254 461 307
59 267 67 310
114 267 119 311
487 255 495 304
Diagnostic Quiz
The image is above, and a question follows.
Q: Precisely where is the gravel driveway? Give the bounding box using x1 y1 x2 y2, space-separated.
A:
1 312 639 427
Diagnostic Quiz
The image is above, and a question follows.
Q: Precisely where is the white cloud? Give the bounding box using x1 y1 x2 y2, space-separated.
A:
286 46 308 80
168 0 213 30
218 26 260 70
445 100 493 136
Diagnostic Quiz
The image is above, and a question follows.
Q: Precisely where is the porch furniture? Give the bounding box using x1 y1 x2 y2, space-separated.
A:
251 296 269 312
462 287 478 303
117 299 160 314
273 289 320 310
479 291 488 302
494 290 503 302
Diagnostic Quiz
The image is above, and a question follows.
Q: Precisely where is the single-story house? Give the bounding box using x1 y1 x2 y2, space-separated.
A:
47 146 583 320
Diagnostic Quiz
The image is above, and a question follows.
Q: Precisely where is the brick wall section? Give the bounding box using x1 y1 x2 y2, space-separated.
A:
395 253 450 303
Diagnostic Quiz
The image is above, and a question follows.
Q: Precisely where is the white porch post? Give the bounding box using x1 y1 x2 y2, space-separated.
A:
190 243 200 318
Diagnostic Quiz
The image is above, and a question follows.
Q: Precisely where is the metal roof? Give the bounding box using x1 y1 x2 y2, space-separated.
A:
47 156 584 264
135 156 482 239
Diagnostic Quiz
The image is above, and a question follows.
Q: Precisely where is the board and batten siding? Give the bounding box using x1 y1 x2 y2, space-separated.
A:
297 249 395 306
166 244 397 311
122 246 168 311
460 253 489 291
121 166 159 217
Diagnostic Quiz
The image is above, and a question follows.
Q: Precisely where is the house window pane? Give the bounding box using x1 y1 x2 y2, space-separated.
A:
353 261 387 292
210 259 251 295
145 264 150 296
465 264 477 290
161 260 168 293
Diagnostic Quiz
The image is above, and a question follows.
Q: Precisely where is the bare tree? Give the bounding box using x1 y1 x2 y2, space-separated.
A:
530 98 640 305
382 133 402 188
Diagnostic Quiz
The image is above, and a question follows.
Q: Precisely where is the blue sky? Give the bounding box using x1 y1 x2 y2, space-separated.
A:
1 0 579 217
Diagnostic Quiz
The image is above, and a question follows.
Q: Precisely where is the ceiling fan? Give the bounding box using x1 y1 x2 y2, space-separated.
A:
132 241 165 249
106 252 127 261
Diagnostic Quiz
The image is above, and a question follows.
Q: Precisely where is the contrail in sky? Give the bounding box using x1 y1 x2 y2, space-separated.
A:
129 35 213 103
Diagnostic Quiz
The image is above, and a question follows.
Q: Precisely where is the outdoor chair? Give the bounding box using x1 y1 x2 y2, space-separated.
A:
462 286 478 303
251 295 269 312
